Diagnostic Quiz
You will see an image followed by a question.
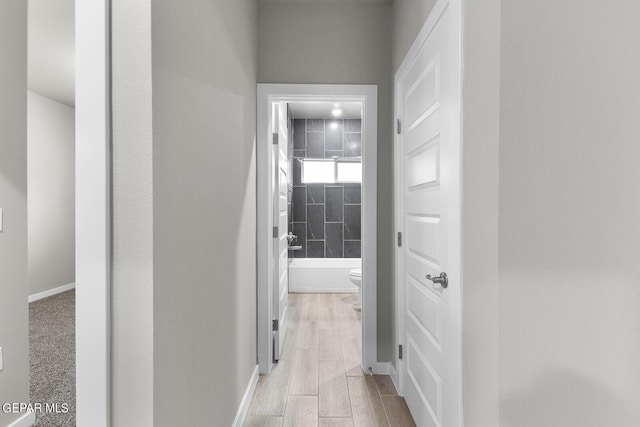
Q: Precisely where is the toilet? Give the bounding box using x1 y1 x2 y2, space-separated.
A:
348 268 362 310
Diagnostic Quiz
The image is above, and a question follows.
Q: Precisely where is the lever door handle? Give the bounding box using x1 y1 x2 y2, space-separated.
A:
425 272 448 289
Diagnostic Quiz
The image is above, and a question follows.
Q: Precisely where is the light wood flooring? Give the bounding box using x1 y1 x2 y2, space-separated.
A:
244 293 416 427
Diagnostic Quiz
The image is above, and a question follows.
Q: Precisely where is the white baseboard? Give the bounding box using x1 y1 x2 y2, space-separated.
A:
366 361 390 375
28 282 75 303
7 410 36 427
289 286 358 293
232 364 259 427
389 362 400 395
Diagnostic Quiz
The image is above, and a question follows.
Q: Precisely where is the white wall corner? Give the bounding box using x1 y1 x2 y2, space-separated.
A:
231 365 259 427
7 410 36 427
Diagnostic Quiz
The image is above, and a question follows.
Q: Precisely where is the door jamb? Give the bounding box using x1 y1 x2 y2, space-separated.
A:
76 1 111 425
257 84 379 375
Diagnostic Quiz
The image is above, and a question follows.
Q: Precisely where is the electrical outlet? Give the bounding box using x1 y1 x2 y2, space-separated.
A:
0 346 3 372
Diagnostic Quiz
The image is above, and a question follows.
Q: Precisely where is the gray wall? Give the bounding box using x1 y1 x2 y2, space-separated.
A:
152 0 258 425
112 0 154 424
393 0 437 71
112 0 258 425
258 2 394 361
28 90 75 297
499 1 640 425
460 1 501 425
0 1 29 425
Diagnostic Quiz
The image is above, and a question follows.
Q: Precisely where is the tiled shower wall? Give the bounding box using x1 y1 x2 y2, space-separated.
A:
288 118 362 258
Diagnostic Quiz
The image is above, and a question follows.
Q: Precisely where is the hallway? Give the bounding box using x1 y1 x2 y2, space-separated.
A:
245 293 415 426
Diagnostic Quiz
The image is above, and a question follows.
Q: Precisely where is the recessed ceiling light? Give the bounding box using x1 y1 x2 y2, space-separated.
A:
331 109 343 117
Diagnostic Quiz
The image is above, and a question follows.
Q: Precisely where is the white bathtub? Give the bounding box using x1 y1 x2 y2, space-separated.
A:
288 258 361 293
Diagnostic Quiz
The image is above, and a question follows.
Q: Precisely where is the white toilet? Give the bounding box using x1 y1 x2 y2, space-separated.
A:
348 268 362 310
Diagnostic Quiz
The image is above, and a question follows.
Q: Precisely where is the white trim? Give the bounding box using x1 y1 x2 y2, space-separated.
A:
75 1 111 425
232 365 259 427
394 0 463 420
394 81 404 395
288 286 358 294
28 282 76 303
7 410 36 427
257 84 378 375
389 362 399 395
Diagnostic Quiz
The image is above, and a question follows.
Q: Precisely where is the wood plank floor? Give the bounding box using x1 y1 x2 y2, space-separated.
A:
245 293 416 427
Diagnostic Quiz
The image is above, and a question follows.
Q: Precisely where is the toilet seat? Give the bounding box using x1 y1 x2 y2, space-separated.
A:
349 268 362 278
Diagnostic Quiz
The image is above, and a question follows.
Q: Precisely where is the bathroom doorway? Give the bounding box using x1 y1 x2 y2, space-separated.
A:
257 84 380 377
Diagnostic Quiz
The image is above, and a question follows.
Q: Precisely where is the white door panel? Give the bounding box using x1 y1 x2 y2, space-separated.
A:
407 143 440 189
404 106 441 154
404 65 439 128
273 102 289 360
397 3 460 427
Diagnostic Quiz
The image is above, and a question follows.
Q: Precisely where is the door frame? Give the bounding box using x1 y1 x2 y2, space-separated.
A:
75 0 111 425
257 84 379 375
394 0 463 420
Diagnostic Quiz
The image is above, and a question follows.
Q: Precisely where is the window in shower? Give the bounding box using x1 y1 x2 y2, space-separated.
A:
301 159 335 183
301 158 362 184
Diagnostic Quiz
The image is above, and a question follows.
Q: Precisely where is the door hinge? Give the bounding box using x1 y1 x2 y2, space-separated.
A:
272 319 279 332
397 118 402 134
397 232 402 247
273 226 279 238
399 344 403 360
273 133 279 145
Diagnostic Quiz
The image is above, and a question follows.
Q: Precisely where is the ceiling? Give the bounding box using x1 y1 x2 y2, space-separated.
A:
28 0 75 107
289 101 362 119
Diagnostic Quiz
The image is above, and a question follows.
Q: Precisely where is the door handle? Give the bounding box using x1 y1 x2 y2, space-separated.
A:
425 272 448 289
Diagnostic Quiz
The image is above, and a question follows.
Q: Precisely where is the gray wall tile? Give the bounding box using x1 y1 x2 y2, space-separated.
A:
344 132 361 157
306 132 324 157
344 205 361 240
325 150 343 158
292 186 307 221
344 184 361 204
307 241 325 258
294 119 306 149
289 118 361 259
344 241 361 258
325 119 343 150
325 186 344 222
307 119 325 132
325 223 344 257
307 205 325 240
344 119 361 133
307 184 324 204
293 158 303 185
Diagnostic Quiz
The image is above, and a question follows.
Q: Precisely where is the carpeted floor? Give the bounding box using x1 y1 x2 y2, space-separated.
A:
29 289 76 427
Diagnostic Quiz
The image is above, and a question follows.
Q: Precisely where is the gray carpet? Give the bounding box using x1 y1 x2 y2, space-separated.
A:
29 289 76 427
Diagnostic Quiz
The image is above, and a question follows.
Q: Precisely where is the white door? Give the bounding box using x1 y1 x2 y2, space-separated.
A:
273 102 289 361
396 3 461 427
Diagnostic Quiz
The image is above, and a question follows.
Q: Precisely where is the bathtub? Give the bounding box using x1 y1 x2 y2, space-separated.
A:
288 258 361 293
